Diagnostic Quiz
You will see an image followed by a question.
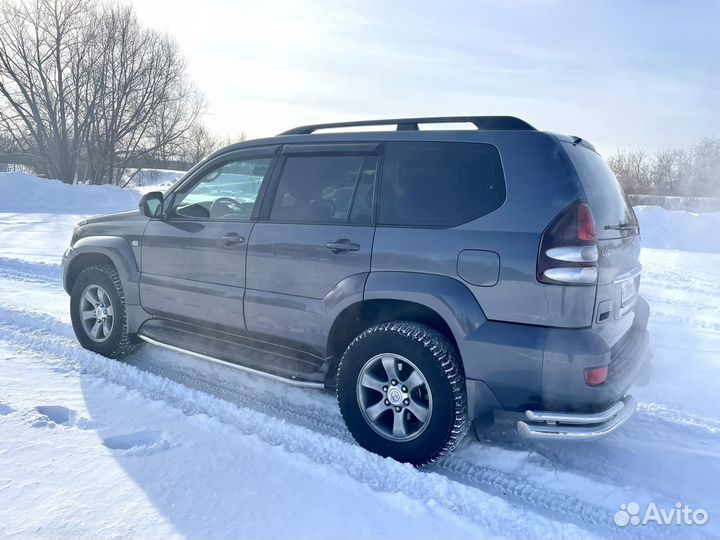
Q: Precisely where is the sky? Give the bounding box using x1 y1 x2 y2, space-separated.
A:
128 0 719 156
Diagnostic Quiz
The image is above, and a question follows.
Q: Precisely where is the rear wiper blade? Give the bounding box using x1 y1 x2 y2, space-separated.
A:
604 223 639 231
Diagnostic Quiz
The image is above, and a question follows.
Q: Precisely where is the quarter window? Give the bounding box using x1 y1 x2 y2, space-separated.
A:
378 142 505 227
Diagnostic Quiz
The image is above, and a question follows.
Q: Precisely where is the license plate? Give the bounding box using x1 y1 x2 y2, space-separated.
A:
620 278 637 307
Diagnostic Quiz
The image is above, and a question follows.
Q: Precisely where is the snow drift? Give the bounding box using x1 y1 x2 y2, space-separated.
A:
0 172 141 214
633 206 720 253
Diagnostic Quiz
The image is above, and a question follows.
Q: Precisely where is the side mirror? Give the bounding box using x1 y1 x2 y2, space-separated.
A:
139 191 164 218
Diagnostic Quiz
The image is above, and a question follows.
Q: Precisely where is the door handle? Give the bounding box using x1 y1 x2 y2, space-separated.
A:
325 239 360 253
220 233 245 246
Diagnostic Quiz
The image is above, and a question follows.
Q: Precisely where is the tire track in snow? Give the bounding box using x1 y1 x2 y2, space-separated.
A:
0 257 717 435
0 315 594 540
139 345 712 538
0 257 62 284
638 402 720 435
0 303 698 540
0 257 715 538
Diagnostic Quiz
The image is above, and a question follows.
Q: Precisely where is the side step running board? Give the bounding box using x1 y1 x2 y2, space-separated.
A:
138 334 325 389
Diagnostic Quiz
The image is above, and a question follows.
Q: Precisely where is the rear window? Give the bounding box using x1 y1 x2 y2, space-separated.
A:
378 142 505 227
565 145 638 239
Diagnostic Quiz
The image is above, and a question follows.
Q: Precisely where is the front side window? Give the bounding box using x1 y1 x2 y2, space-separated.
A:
378 142 506 227
270 154 374 224
173 157 271 220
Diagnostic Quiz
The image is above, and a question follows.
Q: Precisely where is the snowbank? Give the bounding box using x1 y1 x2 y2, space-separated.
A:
126 169 185 194
634 206 720 253
628 194 720 213
0 172 140 214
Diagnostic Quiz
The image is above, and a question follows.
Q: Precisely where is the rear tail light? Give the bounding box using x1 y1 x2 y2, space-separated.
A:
577 202 597 242
584 365 608 386
538 201 598 285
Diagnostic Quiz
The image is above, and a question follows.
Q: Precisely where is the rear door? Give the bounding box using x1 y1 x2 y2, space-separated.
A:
564 144 641 345
244 143 378 354
140 147 277 333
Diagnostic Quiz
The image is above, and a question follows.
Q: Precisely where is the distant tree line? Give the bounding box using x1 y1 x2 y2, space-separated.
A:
0 0 231 185
608 138 720 198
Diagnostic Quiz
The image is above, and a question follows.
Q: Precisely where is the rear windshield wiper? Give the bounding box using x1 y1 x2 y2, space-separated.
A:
604 223 639 231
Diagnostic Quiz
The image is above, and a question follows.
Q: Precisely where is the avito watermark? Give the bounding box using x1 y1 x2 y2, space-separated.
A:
614 502 709 527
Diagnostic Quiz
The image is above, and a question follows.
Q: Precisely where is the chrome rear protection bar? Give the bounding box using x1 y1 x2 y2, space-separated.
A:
515 395 637 440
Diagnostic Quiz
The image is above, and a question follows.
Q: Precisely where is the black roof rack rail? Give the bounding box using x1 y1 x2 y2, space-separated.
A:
279 116 536 135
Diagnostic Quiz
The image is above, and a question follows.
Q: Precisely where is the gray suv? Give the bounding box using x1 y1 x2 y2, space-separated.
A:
62 116 650 465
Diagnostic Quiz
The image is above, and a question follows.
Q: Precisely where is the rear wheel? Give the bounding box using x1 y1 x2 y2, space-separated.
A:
336 321 469 466
70 264 137 359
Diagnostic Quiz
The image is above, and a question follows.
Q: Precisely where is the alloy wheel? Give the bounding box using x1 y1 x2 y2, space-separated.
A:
356 353 433 441
78 284 115 343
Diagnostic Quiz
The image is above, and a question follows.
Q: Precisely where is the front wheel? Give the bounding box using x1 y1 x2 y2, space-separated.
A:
336 321 469 466
70 264 137 359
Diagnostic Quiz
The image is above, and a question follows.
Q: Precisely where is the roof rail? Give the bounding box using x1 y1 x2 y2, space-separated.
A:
279 116 536 135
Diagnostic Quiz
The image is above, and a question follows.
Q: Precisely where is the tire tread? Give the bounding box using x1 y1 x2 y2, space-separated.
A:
72 264 137 359
337 320 469 466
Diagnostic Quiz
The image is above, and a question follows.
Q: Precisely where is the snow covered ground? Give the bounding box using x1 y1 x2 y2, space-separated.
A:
1 172 719 539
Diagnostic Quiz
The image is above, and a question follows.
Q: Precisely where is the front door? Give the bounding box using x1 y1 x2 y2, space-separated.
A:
140 147 276 334
245 143 378 354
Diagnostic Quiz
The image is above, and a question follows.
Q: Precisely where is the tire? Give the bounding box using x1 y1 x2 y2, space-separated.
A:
336 321 469 466
70 264 138 359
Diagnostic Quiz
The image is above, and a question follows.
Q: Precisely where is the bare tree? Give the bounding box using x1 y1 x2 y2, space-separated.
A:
609 140 720 198
176 123 219 164
608 150 630 192
652 148 688 196
608 149 654 194
688 138 720 197
0 0 206 184
0 0 99 182
85 4 204 184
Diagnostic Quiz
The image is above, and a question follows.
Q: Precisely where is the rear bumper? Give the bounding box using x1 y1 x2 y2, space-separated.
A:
515 394 637 440
540 295 650 412
461 295 650 419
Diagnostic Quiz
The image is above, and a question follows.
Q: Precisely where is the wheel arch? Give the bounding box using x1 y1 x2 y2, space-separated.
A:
327 298 459 359
326 272 487 384
63 236 140 304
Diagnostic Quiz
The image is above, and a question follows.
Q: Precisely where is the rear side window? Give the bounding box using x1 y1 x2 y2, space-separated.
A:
378 142 505 227
564 145 638 239
270 154 375 224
